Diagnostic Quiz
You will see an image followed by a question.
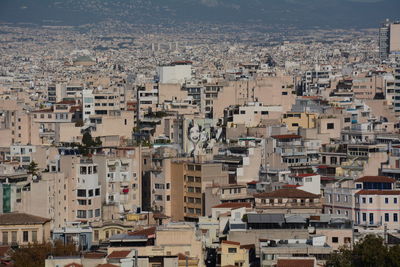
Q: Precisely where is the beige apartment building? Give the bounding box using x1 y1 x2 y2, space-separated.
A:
390 23 400 53
219 240 250 267
352 74 384 99
93 153 141 221
212 76 296 119
108 223 204 266
54 156 102 228
281 112 317 131
0 100 30 146
170 160 229 221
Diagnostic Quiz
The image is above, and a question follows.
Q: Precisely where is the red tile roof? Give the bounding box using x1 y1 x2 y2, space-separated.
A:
271 134 301 140
240 244 255 250
277 259 315 267
212 202 252 209
64 263 83 267
254 188 319 199
107 250 131 259
83 252 107 259
128 227 156 237
0 213 50 225
355 176 395 183
355 190 400 195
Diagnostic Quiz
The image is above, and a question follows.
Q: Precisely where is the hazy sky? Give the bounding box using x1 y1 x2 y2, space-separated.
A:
0 0 399 28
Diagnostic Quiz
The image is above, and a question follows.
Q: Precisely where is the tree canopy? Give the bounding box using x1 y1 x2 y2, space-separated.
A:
11 241 78 267
327 234 400 267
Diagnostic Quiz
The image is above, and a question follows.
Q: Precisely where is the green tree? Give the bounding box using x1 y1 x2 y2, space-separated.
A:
82 131 94 147
11 241 78 267
326 234 400 267
79 131 102 156
387 245 400 267
27 161 39 176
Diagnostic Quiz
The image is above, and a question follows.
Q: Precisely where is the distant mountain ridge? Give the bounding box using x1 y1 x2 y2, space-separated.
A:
0 0 398 28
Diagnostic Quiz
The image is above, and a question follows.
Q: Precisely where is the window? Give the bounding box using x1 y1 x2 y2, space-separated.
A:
228 248 237 253
80 166 87 174
95 188 100 196
385 198 389 204
95 209 100 217
77 190 86 197
362 213 367 221
2 232 8 244
88 210 93 218
77 210 86 218
395 198 398 204
369 198 373 204
10 231 17 244
332 237 339 243
292 123 299 127
166 195 170 201
23 231 28 242
362 198 366 204
327 123 334 129
88 190 93 197
385 213 390 222
394 213 398 222
32 231 37 242
78 199 87 205
369 213 374 224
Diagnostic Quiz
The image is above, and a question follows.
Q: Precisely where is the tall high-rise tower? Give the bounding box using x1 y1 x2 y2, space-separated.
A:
379 20 400 61
379 20 390 61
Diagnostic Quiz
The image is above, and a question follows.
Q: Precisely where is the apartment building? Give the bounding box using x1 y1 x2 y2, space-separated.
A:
52 156 102 228
170 161 229 221
93 154 141 221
